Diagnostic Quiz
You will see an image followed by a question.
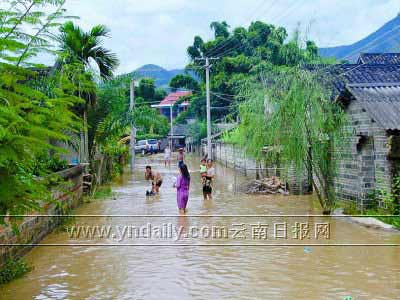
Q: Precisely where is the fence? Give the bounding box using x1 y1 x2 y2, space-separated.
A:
199 141 310 195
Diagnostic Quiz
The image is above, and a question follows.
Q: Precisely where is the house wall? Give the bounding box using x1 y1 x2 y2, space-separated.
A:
160 106 187 119
336 100 392 208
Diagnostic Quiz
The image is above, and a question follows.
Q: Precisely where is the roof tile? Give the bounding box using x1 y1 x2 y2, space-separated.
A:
159 91 192 106
345 82 400 130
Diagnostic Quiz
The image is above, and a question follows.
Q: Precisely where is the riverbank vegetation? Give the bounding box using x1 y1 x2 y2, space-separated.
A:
0 0 168 223
226 67 349 214
0 0 83 221
0 258 32 285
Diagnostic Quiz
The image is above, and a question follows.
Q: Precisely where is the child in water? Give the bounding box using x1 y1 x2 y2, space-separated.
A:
200 159 207 184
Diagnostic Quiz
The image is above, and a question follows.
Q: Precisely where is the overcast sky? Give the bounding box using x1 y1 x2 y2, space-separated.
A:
63 0 399 73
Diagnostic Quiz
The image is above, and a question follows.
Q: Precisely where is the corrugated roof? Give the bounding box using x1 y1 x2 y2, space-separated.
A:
159 91 192 106
358 53 400 65
345 82 400 130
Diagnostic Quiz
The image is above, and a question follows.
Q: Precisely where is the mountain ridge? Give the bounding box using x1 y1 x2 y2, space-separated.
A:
319 15 400 62
129 64 189 87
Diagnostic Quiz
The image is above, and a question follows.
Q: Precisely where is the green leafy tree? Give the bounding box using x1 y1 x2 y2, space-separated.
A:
58 21 119 162
229 67 348 213
169 74 199 91
210 21 230 39
0 0 72 67
0 0 82 220
185 21 332 120
137 78 155 101
91 76 169 152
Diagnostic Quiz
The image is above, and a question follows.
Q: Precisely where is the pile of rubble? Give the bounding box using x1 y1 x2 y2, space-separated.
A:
242 176 289 195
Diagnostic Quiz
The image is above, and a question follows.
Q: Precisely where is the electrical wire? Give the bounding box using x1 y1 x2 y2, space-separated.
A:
216 0 303 58
207 0 286 57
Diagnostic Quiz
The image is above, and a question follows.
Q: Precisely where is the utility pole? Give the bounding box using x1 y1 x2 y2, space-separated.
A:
170 104 174 151
195 56 219 159
130 79 136 173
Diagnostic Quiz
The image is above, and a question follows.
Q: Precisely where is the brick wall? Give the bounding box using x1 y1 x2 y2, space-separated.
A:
336 100 392 209
0 165 83 267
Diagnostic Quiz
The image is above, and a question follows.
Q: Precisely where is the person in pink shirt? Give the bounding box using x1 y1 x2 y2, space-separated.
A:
174 163 191 214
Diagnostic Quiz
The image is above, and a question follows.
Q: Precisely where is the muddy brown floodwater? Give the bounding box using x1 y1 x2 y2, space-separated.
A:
1 154 399 299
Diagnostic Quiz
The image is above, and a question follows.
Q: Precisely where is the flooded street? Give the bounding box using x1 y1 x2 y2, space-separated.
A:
1 154 399 300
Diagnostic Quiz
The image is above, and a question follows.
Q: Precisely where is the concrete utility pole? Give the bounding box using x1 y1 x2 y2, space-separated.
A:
130 79 136 173
170 104 174 150
195 57 219 159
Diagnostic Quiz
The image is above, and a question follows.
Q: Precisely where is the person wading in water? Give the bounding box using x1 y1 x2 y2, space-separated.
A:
145 166 163 196
202 159 215 201
174 163 191 214
164 146 171 168
177 148 185 167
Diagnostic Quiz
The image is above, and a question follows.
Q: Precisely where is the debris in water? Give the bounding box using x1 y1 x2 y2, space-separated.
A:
241 176 289 195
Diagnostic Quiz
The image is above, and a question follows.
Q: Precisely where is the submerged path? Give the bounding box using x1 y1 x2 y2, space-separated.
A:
1 154 399 299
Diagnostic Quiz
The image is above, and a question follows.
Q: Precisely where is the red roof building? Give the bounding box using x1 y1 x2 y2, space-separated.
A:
152 91 192 118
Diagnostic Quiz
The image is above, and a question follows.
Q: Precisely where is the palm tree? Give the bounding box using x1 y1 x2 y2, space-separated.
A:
58 21 119 163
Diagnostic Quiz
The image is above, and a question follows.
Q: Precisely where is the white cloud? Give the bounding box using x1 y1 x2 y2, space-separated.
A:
58 0 399 74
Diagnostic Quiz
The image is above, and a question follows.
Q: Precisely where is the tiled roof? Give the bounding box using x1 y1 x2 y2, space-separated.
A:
159 91 192 106
358 53 400 65
345 82 400 130
308 64 400 97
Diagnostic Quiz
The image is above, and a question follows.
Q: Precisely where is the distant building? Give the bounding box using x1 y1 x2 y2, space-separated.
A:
169 124 189 151
151 91 192 118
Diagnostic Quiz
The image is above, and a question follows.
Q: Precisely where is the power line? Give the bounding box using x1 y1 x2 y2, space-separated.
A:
206 0 275 57
194 57 220 158
340 25 400 62
307 29 400 80
217 0 304 58
211 92 238 103
215 0 301 58
207 0 285 57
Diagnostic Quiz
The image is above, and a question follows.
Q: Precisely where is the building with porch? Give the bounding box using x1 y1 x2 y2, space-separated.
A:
151 91 191 118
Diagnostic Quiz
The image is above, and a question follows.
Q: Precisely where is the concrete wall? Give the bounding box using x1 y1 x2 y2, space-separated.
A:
0 165 83 267
205 142 309 194
212 142 259 177
336 100 393 209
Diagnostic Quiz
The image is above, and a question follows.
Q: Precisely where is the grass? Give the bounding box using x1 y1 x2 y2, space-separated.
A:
341 201 400 229
0 259 32 285
93 186 113 199
369 213 400 229
83 185 114 204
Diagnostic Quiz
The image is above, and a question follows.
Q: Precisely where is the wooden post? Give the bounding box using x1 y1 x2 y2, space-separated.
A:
256 160 260 180
225 143 228 167
244 151 247 177
234 145 237 194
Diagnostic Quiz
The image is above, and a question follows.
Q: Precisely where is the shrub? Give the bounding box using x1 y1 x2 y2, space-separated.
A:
0 259 32 285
